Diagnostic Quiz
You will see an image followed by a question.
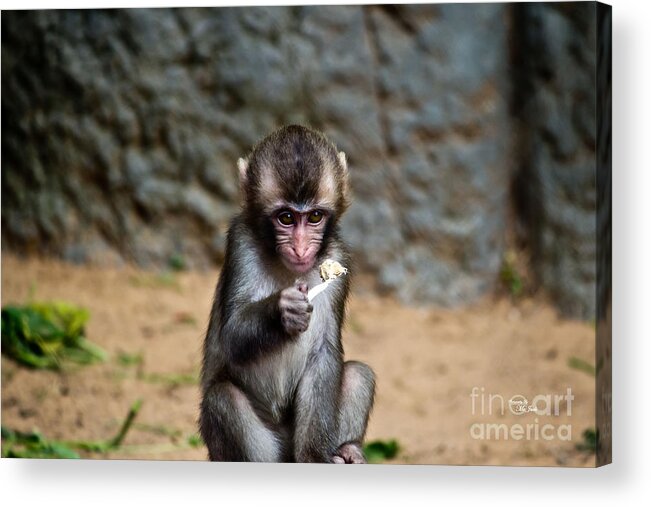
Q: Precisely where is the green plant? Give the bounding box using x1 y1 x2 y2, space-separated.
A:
500 250 524 298
128 272 180 290
1 427 81 459
363 439 400 463
168 254 187 272
1 302 105 370
116 350 144 367
135 423 183 441
187 434 203 448
568 356 596 377
576 428 597 452
2 399 142 458
138 371 199 388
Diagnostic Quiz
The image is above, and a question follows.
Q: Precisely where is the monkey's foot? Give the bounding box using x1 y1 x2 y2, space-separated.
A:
332 442 366 464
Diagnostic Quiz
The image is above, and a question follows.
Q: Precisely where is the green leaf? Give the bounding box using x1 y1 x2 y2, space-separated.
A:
1 426 80 459
139 371 198 388
363 439 400 463
500 250 525 298
187 434 203 448
568 356 596 377
168 254 187 272
576 428 597 452
116 350 144 367
1 302 105 370
2 400 143 459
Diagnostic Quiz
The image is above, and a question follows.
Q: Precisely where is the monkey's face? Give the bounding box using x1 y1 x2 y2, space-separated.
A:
239 125 350 273
272 206 329 274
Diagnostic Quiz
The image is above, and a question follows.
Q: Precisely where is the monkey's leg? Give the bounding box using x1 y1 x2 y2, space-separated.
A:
200 382 281 462
333 361 376 464
293 352 342 463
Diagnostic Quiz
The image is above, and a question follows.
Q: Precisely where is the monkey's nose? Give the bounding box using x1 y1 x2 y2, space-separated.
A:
294 251 308 261
293 245 309 259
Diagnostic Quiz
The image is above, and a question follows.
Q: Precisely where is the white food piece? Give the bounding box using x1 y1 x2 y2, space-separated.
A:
307 259 348 302
319 259 348 282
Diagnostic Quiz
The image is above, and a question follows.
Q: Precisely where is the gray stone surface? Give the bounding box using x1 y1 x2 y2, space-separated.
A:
511 3 598 318
1 4 599 316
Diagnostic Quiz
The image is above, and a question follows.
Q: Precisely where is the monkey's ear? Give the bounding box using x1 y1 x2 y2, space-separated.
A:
338 151 352 210
237 158 249 186
338 151 348 172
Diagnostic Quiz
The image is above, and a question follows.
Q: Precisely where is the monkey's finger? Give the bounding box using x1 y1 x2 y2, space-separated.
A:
283 303 312 314
287 292 309 303
282 287 309 301
280 292 306 303
290 312 311 324
294 281 308 294
280 292 310 308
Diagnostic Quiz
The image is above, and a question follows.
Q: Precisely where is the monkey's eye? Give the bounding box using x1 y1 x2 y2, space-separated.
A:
307 210 324 224
277 211 295 226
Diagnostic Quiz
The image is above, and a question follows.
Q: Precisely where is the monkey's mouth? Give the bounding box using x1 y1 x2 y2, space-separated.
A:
284 257 316 274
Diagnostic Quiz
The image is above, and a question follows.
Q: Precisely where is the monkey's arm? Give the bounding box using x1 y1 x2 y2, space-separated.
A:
218 293 288 366
215 277 312 366
207 219 307 367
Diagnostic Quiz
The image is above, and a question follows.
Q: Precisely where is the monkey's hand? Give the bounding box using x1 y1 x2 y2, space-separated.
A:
332 442 367 464
279 282 313 336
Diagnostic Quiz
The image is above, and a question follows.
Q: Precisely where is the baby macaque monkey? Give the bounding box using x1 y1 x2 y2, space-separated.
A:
199 125 375 463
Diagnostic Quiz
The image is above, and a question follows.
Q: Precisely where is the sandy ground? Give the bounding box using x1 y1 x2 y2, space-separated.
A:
1 254 596 466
